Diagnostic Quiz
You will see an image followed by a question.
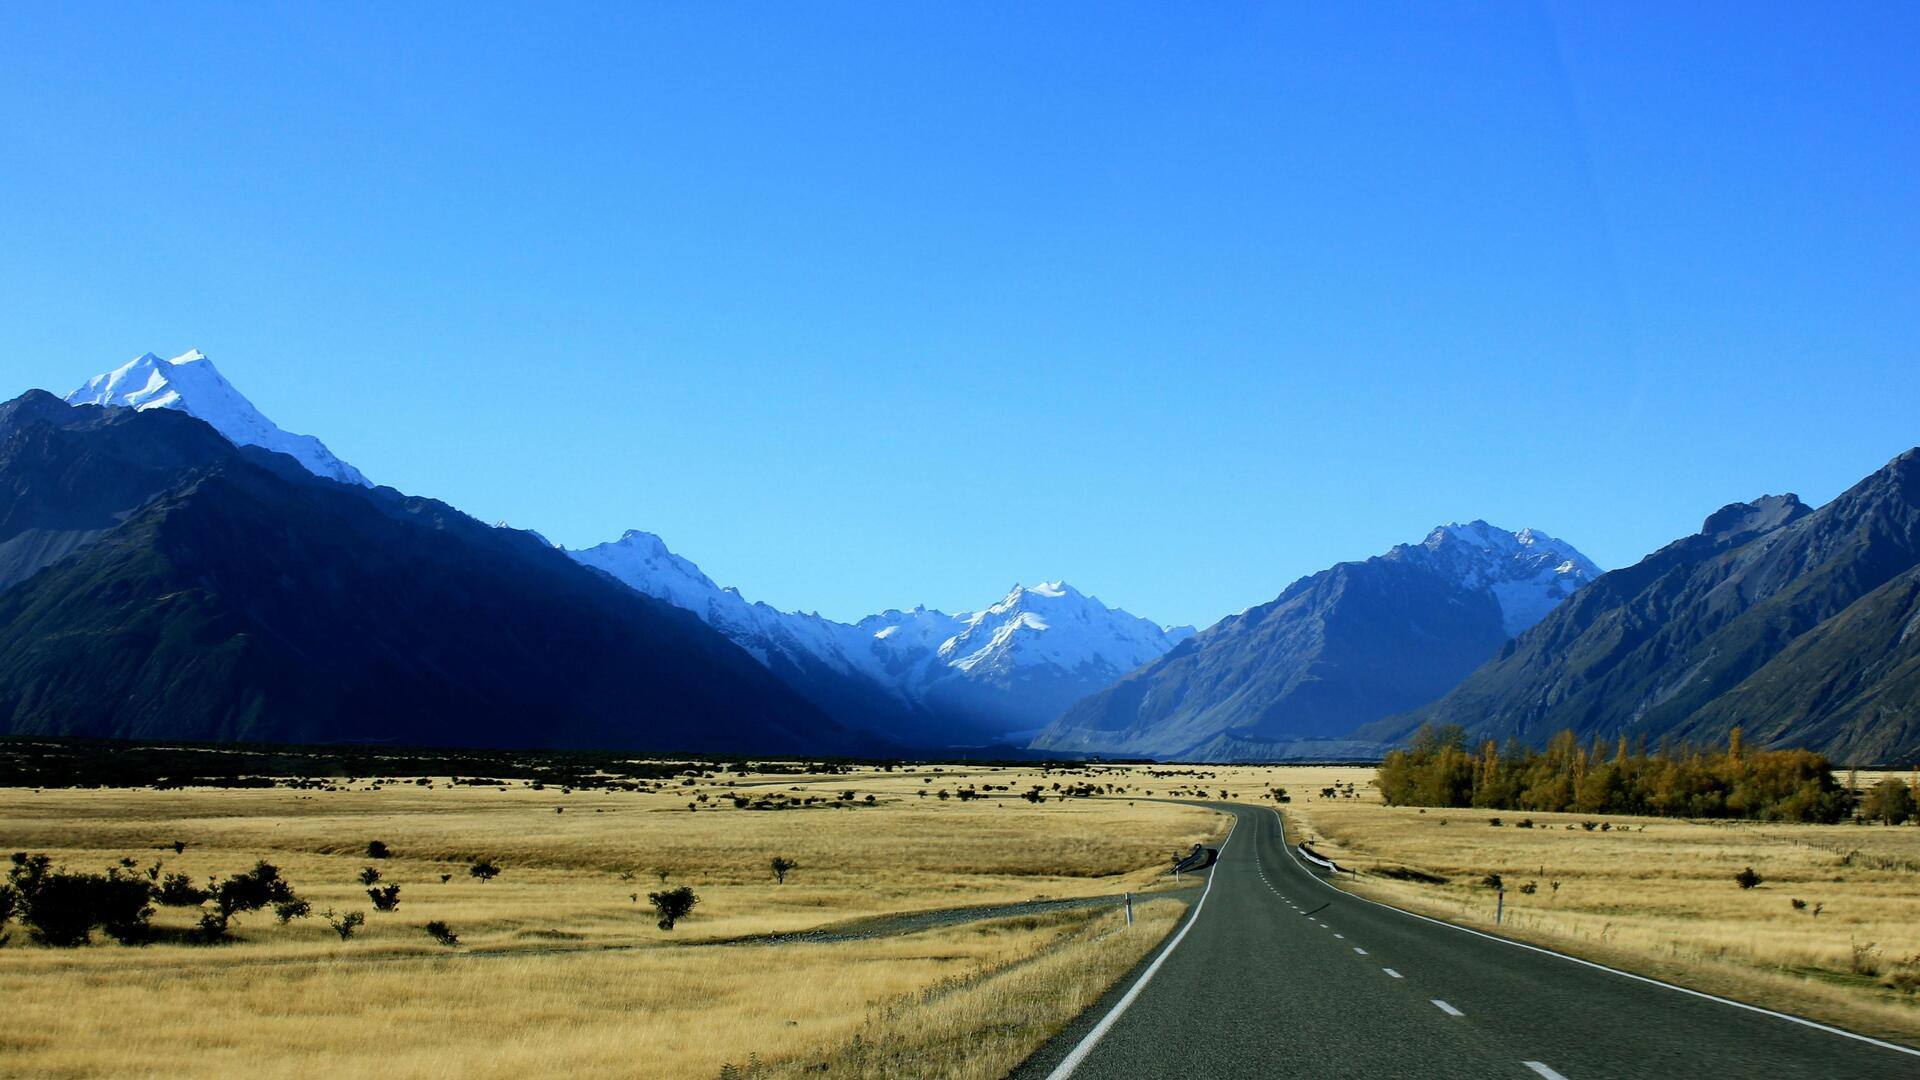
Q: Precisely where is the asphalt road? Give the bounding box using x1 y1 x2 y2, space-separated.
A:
1014 801 1920 1079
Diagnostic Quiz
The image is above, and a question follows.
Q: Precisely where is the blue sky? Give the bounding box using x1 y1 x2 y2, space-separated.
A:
4 4 1916 628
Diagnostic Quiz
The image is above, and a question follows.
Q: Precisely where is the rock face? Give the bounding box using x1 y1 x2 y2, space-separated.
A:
571 528 1191 748
0 392 863 755
1375 449 1920 764
1031 523 1599 761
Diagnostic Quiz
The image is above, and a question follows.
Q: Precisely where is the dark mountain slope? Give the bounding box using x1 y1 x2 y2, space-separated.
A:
0 391 237 592
0 393 861 754
1378 450 1920 760
1032 523 1596 761
1672 562 1920 763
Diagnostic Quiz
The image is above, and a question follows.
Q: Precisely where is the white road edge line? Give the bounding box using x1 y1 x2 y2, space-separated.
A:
1268 807 1920 1060
1432 999 1464 1017
1043 815 1238 1080
1522 1062 1569 1080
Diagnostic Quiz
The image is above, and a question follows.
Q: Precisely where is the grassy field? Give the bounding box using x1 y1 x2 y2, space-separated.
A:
0 764 1222 1079
11 756 1913 1074
1256 764 1920 1045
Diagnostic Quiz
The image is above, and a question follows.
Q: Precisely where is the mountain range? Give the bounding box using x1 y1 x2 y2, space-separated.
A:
1372 450 1920 763
1030 522 1600 761
571 533 1192 748
10 348 1920 763
20 350 1193 752
0 388 855 752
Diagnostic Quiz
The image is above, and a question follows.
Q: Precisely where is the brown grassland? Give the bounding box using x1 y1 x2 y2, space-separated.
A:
7 759 1918 1076
0 764 1222 1079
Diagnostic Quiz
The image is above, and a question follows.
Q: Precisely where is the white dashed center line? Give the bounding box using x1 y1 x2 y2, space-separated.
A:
1383 968 1402 978
1352 947 1367 955
1432 999 1464 1017
1522 1063 1569 1080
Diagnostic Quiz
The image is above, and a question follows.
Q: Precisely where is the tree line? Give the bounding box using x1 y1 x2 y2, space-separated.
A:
1376 725 1861 822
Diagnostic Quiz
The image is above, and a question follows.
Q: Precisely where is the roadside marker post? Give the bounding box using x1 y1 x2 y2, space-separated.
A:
1125 891 1134 928
1496 886 1505 926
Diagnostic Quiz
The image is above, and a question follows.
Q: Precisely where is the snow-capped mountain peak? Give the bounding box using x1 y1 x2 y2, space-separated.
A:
566 534 1189 742
1399 520 1600 635
67 350 370 486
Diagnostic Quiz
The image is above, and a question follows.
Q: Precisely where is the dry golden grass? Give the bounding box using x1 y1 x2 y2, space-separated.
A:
0 766 1215 1079
1236 764 1920 1045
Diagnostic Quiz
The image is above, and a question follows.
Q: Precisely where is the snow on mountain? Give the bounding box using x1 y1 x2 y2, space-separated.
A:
938 581 1193 679
67 351 370 486
1391 520 1601 636
569 532 1189 742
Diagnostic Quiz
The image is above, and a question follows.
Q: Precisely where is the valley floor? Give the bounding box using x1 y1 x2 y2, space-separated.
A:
0 765 1221 1079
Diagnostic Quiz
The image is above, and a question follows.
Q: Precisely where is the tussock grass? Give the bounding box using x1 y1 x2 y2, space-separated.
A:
0 766 1213 1077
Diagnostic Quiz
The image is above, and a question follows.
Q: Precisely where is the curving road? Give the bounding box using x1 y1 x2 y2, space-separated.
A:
1014 801 1920 1079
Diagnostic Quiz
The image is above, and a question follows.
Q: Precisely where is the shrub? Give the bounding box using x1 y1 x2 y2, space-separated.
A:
358 866 383 886
1790 898 1807 911
1734 866 1762 890
1851 939 1881 976
469 860 500 883
1479 873 1503 890
366 840 390 860
215 862 299 919
154 872 210 906
275 898 313 924
367 885 401 912
193 911 231 944
8 854 155 946
1861 779 1916 826
649 886 699 930
324 908 365 941
770 857 797 885
424 920 459 947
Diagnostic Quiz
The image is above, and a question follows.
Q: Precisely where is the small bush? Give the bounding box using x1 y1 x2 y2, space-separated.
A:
424 920 460 947
367 885 401 912
275 898 313 924
365 840 390 860
154 872 210 906
358 866 383 886
649 886 699 930
1851 939 1881 976
1487 818 1502 827
1790 898 1807 911
324 908 365 941
1479 873 1503 890
1734 866 1762 890
770 857 797 885
469 860 500 883
193 911 231 944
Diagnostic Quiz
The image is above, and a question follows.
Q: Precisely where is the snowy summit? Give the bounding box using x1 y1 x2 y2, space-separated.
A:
67 350 369 487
